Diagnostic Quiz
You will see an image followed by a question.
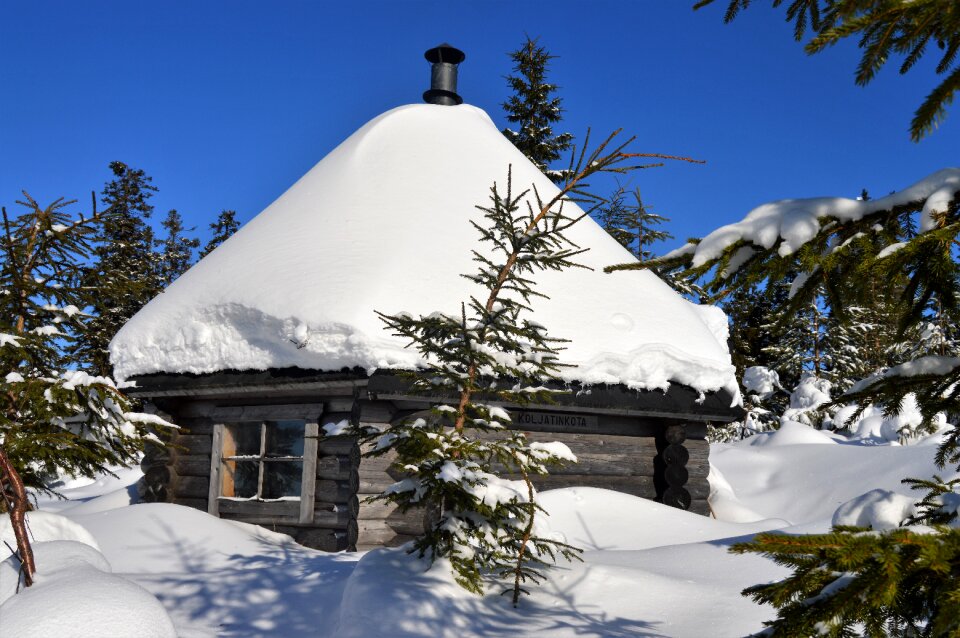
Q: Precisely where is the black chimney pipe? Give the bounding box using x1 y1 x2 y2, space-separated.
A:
423 43 465 106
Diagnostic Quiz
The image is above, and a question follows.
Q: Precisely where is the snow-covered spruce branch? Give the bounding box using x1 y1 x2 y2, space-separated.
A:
344 131 684 601
617 169 960 633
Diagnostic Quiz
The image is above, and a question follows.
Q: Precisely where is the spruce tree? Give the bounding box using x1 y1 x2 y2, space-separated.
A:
199 209 239 258
0 193 172 587
156 209 199 287
608 169 960 634
343 132 664 603
74 162 162 376
502 36 574 184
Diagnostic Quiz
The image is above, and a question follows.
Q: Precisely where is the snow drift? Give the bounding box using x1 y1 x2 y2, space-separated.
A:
110 104 736 398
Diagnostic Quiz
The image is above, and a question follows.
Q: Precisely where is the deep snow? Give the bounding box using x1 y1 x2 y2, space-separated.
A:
109 104 737 400
4 422 954 638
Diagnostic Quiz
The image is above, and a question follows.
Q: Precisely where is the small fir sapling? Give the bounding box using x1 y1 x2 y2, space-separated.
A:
199 210 240 258
501 36 574 185
609 170 960 634
345 131 696 604
0 194 175 588
155 209 200 287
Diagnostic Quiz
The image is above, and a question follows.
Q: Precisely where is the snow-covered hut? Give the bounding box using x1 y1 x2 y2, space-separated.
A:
113 45 741 551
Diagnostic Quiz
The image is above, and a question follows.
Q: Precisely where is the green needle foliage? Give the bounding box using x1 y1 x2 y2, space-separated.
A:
731 526 960 637
0 194 173 493
502 36 574 184
348 131 669 604
608 171 960 634
199 210 240 258
693 0 960 141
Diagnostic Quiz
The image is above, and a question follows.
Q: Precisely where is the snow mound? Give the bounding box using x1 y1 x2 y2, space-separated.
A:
0 540 108 605
0 511 99 550
537 487 780 550
69 503 306 573
110 103 737 399
745 420 839 447
832 489 916 530
0 540 176 638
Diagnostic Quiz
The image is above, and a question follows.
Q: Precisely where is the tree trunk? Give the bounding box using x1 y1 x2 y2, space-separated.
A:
0 445 35 587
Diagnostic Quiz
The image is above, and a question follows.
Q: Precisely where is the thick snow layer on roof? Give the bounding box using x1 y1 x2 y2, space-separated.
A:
111 104 736 397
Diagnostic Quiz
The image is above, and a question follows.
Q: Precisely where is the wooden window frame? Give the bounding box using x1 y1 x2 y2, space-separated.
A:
208 404 321 524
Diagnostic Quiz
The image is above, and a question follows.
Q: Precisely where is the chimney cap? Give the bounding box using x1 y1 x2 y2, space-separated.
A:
424 43 465 65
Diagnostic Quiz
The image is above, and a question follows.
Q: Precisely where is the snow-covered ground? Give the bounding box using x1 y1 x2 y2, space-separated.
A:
4 425 954 637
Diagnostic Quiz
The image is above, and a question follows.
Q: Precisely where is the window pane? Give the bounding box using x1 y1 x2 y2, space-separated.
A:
225 423 261 457
261 461 303 499
264 420 305 457
223 460 259 498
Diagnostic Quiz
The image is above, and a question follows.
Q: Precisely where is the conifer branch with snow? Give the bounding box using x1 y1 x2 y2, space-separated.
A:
614 168 960 632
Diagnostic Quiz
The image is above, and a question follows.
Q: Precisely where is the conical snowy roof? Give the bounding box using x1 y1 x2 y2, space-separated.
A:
111 104 737 399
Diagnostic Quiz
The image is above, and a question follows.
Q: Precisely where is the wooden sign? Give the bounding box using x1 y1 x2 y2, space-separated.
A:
513 411 598 430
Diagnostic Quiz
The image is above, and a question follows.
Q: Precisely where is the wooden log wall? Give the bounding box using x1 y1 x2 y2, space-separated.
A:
139 396 717 555
140 401 362 553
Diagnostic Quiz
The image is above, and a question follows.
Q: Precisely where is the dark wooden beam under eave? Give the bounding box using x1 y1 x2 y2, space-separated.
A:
365 370 744 423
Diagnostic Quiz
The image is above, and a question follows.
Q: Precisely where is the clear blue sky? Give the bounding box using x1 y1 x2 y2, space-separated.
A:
1 1 956 253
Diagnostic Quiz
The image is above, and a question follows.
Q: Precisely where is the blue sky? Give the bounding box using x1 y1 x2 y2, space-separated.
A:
1 1 956 253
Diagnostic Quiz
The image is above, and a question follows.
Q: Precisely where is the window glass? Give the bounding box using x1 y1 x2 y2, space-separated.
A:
227 461 260 498
261 461 304 499
264 420 305 457
228 423 261 456
219 419 307 501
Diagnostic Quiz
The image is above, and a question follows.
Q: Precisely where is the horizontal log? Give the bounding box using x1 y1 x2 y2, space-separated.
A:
357 503 429 535
685 478 711 500
662 486 691 510
688 499 711 517
686 459 710 480
686 438 709 453
356 400 397 424
316 456 358 481
220 513 299 525
312 509 354 529
173 475 210 500
665 465 689 487
172 434 212 456
218 498 300 518
661 444 689 466
522 474 657 498
663 425 686 444
137 476 168 503
315 496 360 518
473 430 660 456
171 497 207 511
357 520 418 548
357 478 405 494
173 454 213 477
294 527 351 552
491 452 654 477
182 402 326 421
175 417 215 436
316 477 358 503
317 436 359 456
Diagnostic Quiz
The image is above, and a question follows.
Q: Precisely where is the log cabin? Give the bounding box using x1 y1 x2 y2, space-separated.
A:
112 45 742 551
